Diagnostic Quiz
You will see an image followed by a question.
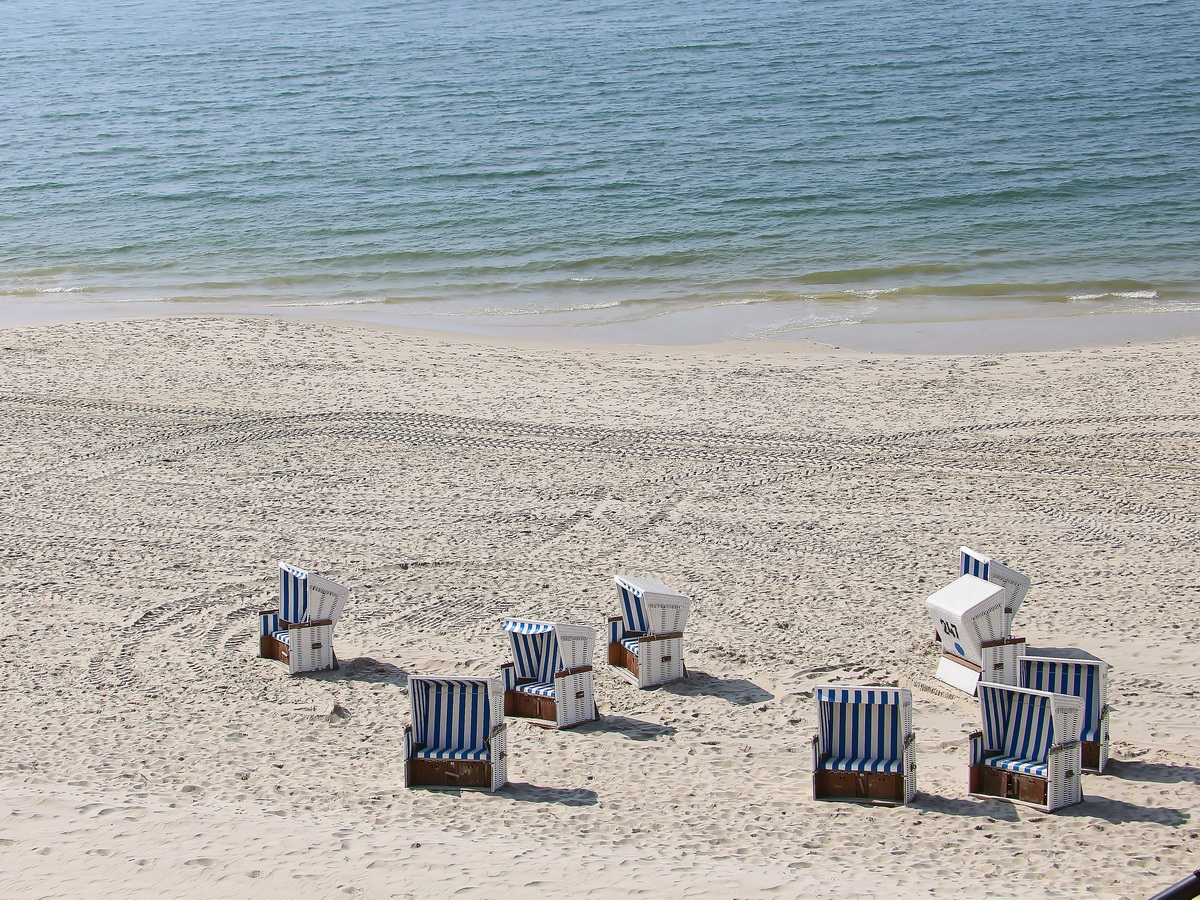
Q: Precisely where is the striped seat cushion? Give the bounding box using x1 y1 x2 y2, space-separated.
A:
620 636 641 657
821 756 902 774
516 681 556 698
272 630 292 646
983 753 1047 778
412 746 490 761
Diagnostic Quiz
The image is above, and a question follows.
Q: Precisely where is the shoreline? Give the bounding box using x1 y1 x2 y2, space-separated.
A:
3 302 1200 356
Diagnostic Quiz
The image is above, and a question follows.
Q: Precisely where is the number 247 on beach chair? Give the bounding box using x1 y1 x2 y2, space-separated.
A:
811 686 917 806
404 676 508 792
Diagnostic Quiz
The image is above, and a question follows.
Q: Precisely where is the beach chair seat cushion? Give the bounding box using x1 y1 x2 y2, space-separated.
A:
821 756 903 774
982 753 1048 778
411 746 491 761
514 680 556 698
272 630 292 645
620 636 641 656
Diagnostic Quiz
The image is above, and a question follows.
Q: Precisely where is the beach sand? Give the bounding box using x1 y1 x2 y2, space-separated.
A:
0 316 1196 899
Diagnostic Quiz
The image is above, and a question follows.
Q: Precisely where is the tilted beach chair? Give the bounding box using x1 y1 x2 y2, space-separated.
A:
969 681 1084 811
608 575 690 689
1020 649 1111 774
258 562 348 674
404 676 508 792
500 618 598 729
926 574 1027 695
811 685 916 805
959 546 1031 634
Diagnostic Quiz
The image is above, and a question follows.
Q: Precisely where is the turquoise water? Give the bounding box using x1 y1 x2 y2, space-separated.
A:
2 0 1199 342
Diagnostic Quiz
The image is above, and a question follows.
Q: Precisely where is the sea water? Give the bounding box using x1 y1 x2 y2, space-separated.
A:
2 0 1198 343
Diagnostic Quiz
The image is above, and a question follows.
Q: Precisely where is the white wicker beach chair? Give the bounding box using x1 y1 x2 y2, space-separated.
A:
404 676 508 792
607 575 690 689
258 562 348 674
969 681 1084 811
959 546 1031 634
1020 648 1111 774
811 685 916 805
500 618 598 729
926 574 1026 695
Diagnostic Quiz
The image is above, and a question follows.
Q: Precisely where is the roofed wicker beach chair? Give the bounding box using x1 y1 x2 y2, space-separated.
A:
500 618 598 729
969 681 1084 811
608 575 690 689
926 574 1027 695
958 546 1031 634
405 676 508 792
811 685 916 806
1020 648 1111 774
258 562 348 674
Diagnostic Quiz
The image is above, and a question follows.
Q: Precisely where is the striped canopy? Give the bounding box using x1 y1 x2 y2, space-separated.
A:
978 683 1056 764
503 619 561 684
1022 658 1102 739
958 546 1030 620
279 563 310 624
410 677 493 756
616 582 649 633
816 687 908 766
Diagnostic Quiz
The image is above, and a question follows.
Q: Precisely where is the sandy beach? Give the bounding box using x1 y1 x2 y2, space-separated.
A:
0 315 1197 899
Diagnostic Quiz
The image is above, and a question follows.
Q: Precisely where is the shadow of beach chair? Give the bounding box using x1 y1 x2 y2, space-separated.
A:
959 546 1031 634
969 681 1084 812
258 562 348 675
500 618 598 729
1020 648 1111 774
811 685 916 806
607 575 690 689
926 574 1026 695
404 676 508 792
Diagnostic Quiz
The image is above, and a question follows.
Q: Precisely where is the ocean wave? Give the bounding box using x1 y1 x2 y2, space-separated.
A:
267 298 386 308
1068 290 1159 301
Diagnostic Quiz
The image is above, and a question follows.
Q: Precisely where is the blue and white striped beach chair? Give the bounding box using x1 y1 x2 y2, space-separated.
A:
1020 649 1111 774
959 546 1031 634
258 562 349 674
969 682 1084 811
811 685 916 805
405 676 508 791
500 618 598 729
607 575 691 689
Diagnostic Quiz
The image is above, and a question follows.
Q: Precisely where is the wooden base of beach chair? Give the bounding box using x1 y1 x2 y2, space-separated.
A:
406 758 494 791
813 769 906 806
1081 741 1103 774
969 764 1048 809
260 635 289 666
608 641 640 679
505 689 557 725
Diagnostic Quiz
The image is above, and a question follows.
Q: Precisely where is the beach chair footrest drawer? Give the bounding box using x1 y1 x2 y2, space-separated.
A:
260 636 289 665
970 765 1047 807
814 769 904 803
408 758 492 789
504 689 557 723
1081 741 1102 774
607 641 639 677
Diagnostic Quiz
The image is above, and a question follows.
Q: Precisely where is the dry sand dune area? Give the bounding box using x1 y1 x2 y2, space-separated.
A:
0 316 1197 899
